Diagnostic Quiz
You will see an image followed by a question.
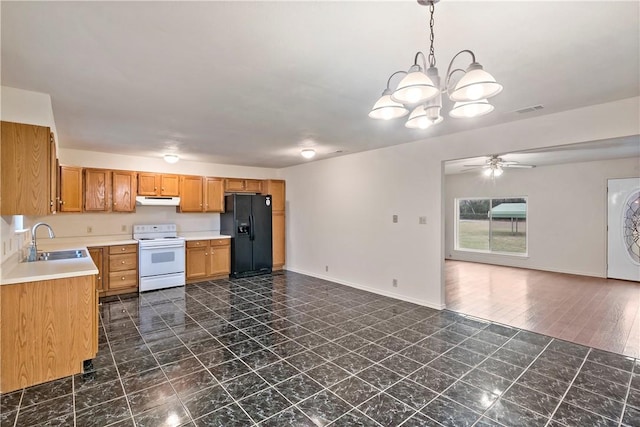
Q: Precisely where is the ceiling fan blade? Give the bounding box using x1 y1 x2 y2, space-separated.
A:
462 165 489 168
503 164 536 168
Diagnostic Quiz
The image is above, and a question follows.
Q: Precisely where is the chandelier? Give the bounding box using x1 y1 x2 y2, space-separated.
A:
369 0 502 129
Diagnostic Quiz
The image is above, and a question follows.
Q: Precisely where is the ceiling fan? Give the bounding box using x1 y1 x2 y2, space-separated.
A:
463 155 536 177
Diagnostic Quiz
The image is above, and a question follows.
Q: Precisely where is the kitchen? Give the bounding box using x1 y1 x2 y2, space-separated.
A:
1 1 639 426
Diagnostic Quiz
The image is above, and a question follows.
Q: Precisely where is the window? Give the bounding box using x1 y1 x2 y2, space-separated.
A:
456 197 527 255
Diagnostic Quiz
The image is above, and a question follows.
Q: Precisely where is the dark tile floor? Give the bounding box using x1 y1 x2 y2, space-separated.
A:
1 271 639 427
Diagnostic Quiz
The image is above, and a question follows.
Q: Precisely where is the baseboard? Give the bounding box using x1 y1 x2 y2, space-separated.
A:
285 267 445 310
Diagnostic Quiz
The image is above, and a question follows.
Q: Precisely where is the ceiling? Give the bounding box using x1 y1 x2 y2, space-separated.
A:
444 135 640 175
2 1 639 168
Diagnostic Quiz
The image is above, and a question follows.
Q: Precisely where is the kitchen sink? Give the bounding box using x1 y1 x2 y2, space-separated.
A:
36 249 88 261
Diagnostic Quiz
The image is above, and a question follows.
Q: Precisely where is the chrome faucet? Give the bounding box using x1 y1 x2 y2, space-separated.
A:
28 222 56 261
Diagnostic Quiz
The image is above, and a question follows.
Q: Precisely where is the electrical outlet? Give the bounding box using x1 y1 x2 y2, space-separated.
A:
3 241 6 256
87 226 93 233
121 225 127 232
392 215 398 223
419 216 427 225
325 265 329 272
392 279 398 287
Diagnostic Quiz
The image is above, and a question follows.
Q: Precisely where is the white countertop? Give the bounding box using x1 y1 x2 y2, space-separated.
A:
37 236 138 250
1 250 98 285
180 232 231 241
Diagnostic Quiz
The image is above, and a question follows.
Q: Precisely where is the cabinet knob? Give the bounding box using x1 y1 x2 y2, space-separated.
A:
121 260 126 264
113 202 117 206
205 253 208 256
121 248 126 251
196 242 200 245
121 276 125 280
154 187 157 191
199 204 202 207
97 276 101 280
162 187 165 191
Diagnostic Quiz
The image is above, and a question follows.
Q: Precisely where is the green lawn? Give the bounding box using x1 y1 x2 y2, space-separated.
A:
458 220 527 253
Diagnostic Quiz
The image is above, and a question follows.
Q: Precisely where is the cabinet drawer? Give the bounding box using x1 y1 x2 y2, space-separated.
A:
210 239 230 247
109 253 137 271
109 244 137 255
108 270 138 289
187 240 208 248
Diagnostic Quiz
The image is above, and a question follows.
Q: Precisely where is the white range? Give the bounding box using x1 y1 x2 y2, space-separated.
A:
133 224 186 292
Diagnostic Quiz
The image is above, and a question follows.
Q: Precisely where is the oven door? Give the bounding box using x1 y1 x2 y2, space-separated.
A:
139 242 185 277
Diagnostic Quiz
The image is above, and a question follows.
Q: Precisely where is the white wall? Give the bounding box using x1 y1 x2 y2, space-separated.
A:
281 97 640 309
445 157 640 277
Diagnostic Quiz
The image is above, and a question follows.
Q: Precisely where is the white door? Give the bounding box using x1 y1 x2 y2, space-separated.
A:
608 178 640 281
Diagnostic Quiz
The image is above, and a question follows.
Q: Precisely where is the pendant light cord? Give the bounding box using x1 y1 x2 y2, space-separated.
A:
428 2 436 68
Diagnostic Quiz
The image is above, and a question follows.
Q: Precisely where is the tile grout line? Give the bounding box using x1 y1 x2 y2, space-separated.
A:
542 347 592 427
617 362 636 427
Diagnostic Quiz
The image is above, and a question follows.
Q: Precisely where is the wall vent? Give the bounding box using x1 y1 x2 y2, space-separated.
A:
515 105 544 114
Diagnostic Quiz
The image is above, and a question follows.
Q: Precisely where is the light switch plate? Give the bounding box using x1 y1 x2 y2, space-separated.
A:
393 215 398 223
419 216 427 225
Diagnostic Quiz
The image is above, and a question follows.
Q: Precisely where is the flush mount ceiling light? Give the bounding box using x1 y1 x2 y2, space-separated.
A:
163 154 180 164
300 149 316 159
369 0 502 129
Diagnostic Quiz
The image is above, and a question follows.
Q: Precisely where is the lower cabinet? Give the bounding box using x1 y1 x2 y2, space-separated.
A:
0 275 98 393
186 239 230 283
89 244 138 296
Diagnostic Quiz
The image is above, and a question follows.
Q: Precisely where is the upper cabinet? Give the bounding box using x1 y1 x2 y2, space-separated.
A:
224 178 263 193
112 171 137 212
179 175 203 212
138 173 179 196
59 166 83 212
1 121 54 215
84 169 111 212
49 133 58 214
263 180 286 212
204 177 224 213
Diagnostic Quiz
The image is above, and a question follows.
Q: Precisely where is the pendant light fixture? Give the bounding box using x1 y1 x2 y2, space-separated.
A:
369 0 502 128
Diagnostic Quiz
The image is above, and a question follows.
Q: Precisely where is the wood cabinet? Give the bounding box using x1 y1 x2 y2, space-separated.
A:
138 173 179 196
103 244 138 295
1 121 54 215
0 274 98 393
49 133 58 214
112 171 137 212
179 176 225 213
179 175 203 212
84 169 111 212
186 239 230 283
224 178 263 193
263 180 286 270
88 247 105 293
59 166 83 212
204 177 225 212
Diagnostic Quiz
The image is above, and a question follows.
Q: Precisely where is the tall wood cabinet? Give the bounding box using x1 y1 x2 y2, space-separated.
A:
263 180 286 270
1 121 55 215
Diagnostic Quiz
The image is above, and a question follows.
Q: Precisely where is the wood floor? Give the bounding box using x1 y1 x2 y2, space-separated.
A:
445 260 640 358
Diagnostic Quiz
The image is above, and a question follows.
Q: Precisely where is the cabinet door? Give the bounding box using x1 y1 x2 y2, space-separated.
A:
59 166 83 212
137 172 159 196
84 169 111 212
160 174 180 196
210 242 230 276
204 177 224 212
112 171 136 212
179 176 203 212
263 180 285 212
244 179 262 193
49 133 58 214
88 247 104 292
186 246 208 281
272 211 286 268
224 178 245 192
1 121 50 215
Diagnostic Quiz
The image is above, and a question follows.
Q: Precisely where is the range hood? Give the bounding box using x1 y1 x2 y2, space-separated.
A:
135 196 181 206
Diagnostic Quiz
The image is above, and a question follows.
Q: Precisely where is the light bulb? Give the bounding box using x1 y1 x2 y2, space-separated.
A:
406 87 423 104
300 149 316 159
494 167 504 177
483 168 493 177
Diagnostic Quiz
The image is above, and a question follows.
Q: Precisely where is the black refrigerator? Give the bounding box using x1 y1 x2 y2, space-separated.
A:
221 194 272 278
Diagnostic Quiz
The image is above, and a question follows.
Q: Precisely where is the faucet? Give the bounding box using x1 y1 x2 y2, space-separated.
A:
28 222 56 261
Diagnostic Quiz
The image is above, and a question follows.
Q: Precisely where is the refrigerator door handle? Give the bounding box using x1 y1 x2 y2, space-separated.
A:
249 214 255 241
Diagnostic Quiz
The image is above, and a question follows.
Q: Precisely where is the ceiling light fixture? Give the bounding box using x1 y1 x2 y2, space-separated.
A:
369 0 502 129
163 154 180 164
483 164 504 178
300 149 316 159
